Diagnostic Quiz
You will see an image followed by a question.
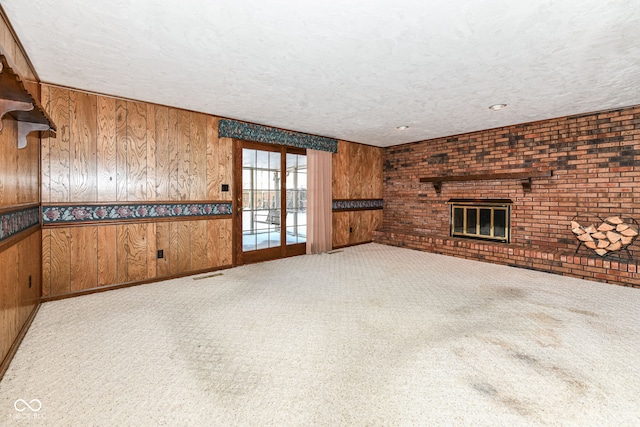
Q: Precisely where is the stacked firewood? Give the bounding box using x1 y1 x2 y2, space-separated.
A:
571 216 638 256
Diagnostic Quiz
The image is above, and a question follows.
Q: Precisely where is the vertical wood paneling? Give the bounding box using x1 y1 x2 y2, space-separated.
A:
41 87 239 298
206 117 220 200
332 140 350 199
177 110 190 200
333 212 350 247
154 106 170 200
190 220 208 270
0 119 16 206
116 224 128 283
168 108 180 200
175 221 191 273
70 226 98 291
40 85 51 203
219 137 234 202
126 223 148 281
207 219 221 268
115 100 128 201
50 228 72 295
190 113 207 200
169 221 180 274
219 218 233 266
146 104 157 202
97 96 117 201
146 223 157 279
97 225 117 287
69 91 97 202
42 229 51 296
156 222 171 277
0 245 18 359
127 102 148 201
48 87 70 202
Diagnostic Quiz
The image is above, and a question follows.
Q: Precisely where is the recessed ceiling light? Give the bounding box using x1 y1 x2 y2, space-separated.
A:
396 126 409 131
488 104 508 111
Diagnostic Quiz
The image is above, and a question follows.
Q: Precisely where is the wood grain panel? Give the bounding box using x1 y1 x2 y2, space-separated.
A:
69 91 97 202
369 147 383 198
97 225 117 287
219 218 233 265
50 228 72 295
42 229 51 297
0 245 18 360
190 112 207 200
218 136 234 202
18 231 40 319
349 143 364 199
21 120 39 204
206 219 221 268
116 224 128 283
332 212 350 248
71 226 98 291
0 118 16 206
48 86 70 202
332 140 350 199
97 96 117 201
146 104 156 201
127 102 148 201
126 223 148 282
190 220 208 270
168 221 180 275
154 106 170 200
155 222 171 277
206 117 221 200
115 100 128 201
40 85 51 203
177 110 190 200
146 222 157 279
168 108 180 200
175 221 191 273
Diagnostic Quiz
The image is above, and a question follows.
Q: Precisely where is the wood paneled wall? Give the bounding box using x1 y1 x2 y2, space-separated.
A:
332 140 383 247
41 85 234 298
0 12 41 375
41 85 232 204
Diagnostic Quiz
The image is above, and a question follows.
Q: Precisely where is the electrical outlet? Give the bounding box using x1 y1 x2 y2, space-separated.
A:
221 184 229 192
349 227 353 233
157 250 164 259
28 275 32 288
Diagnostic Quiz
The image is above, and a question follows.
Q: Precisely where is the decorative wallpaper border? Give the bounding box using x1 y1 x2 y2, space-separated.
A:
42 203 233 224
0 206 40 242
219 119 338 153
332 199 384 211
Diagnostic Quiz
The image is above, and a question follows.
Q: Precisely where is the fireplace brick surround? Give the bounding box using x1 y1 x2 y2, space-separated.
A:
375 105 640 288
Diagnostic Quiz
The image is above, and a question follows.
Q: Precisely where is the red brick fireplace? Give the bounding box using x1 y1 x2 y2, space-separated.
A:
374 105 640 288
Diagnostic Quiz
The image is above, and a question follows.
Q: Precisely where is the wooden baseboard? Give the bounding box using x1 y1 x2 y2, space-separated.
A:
41 264 233 302
0 302 40 381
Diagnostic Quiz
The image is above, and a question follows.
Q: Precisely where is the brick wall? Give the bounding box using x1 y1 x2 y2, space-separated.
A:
377 105 640 287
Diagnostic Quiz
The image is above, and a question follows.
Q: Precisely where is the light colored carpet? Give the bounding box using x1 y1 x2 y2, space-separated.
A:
1 243 639 426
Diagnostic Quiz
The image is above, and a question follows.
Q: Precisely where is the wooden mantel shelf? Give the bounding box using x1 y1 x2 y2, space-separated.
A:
420 170 553 193
0 47 56 149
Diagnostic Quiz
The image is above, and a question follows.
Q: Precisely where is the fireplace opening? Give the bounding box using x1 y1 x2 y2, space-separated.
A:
449 199 512 243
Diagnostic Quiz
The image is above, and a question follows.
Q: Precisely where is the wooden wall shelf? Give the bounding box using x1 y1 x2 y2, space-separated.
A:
0 49 56 148
420 170 553 193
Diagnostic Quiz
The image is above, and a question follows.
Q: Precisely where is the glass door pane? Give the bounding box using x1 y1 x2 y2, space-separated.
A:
286 153 307 245
242 148 281 252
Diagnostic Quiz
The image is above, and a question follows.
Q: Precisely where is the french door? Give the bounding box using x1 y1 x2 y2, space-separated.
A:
233 140 307 264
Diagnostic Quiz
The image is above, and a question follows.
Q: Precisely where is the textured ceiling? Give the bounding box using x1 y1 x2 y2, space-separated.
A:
3 0 640 147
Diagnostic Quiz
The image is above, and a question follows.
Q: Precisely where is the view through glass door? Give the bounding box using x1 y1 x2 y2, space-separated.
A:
235 141 306 264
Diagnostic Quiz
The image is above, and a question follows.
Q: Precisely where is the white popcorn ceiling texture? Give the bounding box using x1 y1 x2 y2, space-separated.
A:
4 0 640 147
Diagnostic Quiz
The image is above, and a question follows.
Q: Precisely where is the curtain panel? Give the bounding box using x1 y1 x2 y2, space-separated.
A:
306 149 332 254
